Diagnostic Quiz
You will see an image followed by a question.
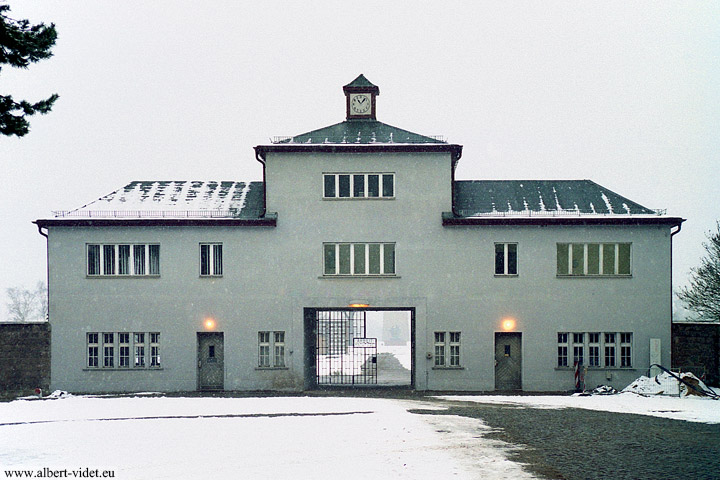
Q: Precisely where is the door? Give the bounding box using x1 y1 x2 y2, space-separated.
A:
197 332 224 390
495 332 522 390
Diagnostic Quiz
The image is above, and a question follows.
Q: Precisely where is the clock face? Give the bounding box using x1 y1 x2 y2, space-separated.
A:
350 93 372 115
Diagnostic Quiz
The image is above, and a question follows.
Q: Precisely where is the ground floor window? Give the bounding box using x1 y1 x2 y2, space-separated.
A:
86 331 160 369
434 331 461 367
258 331 285 368
558 331 632 368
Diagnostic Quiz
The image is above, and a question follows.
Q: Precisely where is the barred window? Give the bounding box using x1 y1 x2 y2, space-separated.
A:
200 243 223 276
87 244 160 276
323 173 394 199
495 243 518 275
557 243 631 276
323 243 395 276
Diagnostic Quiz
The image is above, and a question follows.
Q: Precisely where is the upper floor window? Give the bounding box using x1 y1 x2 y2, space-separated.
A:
323 242 395 276
200 243 223 276
495 243 518 275
556 243 631 277
323 173 394 199
87 244 159 276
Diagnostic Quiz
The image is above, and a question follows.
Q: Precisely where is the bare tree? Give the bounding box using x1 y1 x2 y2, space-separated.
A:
678 222 720 322
6 281 47 322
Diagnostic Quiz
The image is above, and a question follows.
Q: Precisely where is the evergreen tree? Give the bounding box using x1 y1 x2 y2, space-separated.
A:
0 3 58 137
678 222 720 322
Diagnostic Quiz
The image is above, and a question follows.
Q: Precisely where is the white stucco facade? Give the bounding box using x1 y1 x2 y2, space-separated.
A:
37 77 683 393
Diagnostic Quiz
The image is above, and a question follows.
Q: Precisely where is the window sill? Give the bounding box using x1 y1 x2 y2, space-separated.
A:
322 197 395 201
319 275 401 279
554 367 635 371
83 367 163 371
432 366 465 370
199 275 223 279
255 367 289 371
494 274 519 278
556 275 632 279
86 275 161 279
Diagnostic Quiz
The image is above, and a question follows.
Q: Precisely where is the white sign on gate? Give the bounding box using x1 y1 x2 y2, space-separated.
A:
353 338 377 348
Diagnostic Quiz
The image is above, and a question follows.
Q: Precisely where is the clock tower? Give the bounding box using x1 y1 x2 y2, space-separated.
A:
343 74 379 120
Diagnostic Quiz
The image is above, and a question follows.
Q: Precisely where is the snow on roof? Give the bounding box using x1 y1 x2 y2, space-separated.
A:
453 180 663 218
52 181 265 219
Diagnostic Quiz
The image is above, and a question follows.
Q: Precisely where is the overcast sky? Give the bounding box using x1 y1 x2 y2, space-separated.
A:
1 1 718 319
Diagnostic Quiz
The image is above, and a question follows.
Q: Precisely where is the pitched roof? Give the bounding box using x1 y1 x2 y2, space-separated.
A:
343 74 378 89
49 181 266 219
275 119 445 145
453 180 659 217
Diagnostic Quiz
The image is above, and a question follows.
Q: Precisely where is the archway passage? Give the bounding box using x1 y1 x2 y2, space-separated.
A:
305 308 413 388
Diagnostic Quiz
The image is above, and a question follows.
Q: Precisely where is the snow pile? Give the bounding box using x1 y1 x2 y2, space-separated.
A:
591 385 618 395
621 371 711 397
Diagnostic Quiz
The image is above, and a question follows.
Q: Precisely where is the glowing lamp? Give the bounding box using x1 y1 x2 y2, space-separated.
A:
204 318 216 330
348 303 369 308
502 318 516 331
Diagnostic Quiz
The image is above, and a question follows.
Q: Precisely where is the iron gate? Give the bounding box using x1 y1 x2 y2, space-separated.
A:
316 310 377 385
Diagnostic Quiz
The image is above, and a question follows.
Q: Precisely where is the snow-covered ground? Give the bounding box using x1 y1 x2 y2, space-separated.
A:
0 395 535 479
437 391 720 424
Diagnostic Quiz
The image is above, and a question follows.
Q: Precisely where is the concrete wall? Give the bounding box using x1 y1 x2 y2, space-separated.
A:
0 322 50 398
672 322 719 386
47 150 673 392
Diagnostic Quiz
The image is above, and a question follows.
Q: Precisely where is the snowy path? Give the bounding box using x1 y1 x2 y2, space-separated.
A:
0 396 536 479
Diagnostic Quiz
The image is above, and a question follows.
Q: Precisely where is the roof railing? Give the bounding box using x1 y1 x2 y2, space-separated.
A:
51 210 243 219
456 208 667 218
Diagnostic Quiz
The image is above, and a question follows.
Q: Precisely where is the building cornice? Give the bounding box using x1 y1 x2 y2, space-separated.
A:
441 213 685 227
34 215 277 228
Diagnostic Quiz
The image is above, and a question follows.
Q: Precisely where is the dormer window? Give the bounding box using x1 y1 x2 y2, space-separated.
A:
323 173 394 199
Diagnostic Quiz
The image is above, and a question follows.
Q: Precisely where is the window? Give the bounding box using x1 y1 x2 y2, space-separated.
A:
150 333 161 367
588 333 600 367
86 331 160 369
134 333 146 368
557 333 568 367
434 331 461 367
572 333 584 366
200 243 223 276
87 333 99 368
103 333 114 368
274 332 285 368
323 173 394 199
604 333 616 367
558 331 633 369
495 243 518 275
323 243 395 276
556 243 631 276
449 332 461 367
258 331 286 368
620 333 632 367
87 244 160 276
434 332 445 367
119 333 130 368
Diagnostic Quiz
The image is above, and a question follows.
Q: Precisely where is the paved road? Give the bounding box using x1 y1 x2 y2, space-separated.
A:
412 400 720 480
